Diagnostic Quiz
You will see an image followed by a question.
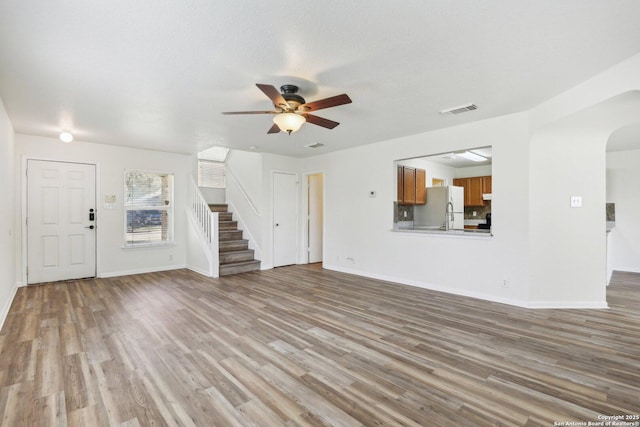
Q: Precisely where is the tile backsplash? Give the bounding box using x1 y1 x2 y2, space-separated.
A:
606 203 615 221
464 201 491 220
394 202 414 222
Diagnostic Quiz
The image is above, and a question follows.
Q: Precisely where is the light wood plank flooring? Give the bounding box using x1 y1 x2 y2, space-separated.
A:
1 265 639 426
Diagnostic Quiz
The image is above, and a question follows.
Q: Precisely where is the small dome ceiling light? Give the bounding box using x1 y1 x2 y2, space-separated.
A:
59 131 73 143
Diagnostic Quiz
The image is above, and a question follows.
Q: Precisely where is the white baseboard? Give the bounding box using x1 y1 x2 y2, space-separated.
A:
98 264 187 279
0 283 19 331
187 265 213 277
324 264 610 309
323 263 531 308
527 301 609 309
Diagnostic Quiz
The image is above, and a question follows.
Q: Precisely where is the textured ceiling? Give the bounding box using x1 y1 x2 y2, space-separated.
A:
1 1 640 157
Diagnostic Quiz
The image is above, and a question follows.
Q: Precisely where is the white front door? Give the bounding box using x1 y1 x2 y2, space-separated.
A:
27 160 97 284
307 173 323 263
273 172 298 267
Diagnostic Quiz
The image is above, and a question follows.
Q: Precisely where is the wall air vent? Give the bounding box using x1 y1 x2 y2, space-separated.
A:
305 142 324 148
439 103 478 115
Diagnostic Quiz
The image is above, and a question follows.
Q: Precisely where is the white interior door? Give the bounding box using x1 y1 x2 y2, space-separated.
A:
307 174 323 263
27 160 96 284
273 172 298 267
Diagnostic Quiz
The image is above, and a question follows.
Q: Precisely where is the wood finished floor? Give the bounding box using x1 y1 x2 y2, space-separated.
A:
1 266 639 426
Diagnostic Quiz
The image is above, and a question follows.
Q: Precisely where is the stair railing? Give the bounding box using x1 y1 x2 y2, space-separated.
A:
188 176 219 277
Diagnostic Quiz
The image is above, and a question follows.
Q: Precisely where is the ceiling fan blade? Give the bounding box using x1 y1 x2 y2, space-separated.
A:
222 110 277 115
303 114 340 129
256 84 290 111
267 123 281 134
300 94 352 112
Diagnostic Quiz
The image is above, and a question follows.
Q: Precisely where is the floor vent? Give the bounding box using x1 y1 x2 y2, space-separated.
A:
440 103 478 115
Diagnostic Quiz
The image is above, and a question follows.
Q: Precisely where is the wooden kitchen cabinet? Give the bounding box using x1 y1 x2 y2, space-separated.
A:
453 175 491 207
482 176 492 194
403 167 416 204
397 166 426 205
468 177 484 206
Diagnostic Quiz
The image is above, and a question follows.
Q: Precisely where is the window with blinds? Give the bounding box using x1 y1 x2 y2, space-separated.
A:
124 171 174 246
198 161 225 188
197 146 229 188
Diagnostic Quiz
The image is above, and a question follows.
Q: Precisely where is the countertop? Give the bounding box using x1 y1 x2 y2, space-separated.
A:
393 224 492 237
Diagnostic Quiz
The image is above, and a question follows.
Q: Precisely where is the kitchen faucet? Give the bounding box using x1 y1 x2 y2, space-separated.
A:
445 201 454 231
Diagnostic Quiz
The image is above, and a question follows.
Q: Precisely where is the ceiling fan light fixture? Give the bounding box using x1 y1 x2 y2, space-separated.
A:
273 112 306 135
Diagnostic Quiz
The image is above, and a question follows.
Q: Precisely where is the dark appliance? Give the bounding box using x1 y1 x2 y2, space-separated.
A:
478 213 491 229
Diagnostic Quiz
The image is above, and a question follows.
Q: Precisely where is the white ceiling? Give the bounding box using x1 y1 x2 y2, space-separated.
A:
1 1 640 158
408 146 492 169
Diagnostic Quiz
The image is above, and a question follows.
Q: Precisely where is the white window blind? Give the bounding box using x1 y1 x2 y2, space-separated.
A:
124 171 174 246
198 160 225 188
197 146 229 188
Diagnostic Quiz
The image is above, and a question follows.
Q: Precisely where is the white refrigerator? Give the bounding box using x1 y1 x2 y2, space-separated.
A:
414 186 464 230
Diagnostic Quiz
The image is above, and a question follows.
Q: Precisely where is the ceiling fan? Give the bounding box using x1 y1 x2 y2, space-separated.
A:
222 84 352 135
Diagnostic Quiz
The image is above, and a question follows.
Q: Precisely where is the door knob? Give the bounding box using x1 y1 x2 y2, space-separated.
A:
85 225 95 230
275 223 279 227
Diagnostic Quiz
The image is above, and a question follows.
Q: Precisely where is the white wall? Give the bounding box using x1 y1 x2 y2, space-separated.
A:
529 91 640 308
607 149 640 273
226 150 263 204
0 97 16 328
455 164 492 179
301 112 531 306
14 134 194 279
199 187 225 204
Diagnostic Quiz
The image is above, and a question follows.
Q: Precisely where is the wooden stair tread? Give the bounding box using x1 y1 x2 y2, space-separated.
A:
219 249 255 264
219 259 261 276
208 204 228 212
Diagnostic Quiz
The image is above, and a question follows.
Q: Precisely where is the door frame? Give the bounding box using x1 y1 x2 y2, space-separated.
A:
21 156 100 285
302 170 325 264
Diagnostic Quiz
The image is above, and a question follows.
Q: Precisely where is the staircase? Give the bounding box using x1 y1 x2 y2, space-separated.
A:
210 204 261 276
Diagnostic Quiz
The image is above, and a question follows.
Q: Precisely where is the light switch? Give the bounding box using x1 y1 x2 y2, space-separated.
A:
570 196 582 208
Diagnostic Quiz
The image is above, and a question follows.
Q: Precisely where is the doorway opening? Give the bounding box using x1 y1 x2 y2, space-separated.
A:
305 173 324 264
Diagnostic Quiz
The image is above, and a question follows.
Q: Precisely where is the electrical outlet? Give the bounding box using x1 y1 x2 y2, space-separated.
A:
473 211 477 217
570 196 582 208
403 211 407 218
502 279 509 288
169 254 173 261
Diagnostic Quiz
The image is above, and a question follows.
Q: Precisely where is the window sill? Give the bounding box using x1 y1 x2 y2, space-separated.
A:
122 242 177 250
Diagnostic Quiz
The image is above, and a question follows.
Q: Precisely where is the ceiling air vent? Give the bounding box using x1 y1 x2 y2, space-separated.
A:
305 142 324 148
439 103 478 115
